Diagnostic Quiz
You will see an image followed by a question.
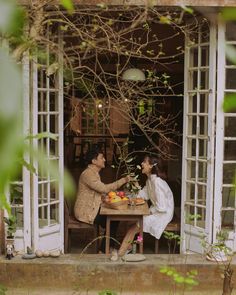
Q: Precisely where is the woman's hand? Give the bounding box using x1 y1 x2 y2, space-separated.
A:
124 175 131 183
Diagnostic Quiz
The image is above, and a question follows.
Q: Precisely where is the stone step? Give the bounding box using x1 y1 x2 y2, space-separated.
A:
0 254 235 294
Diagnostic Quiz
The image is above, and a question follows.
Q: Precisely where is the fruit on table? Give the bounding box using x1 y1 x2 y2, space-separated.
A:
135 198 145 204
106 191 128 203
110 197 122 203
108 191 117 198
117 191 125 197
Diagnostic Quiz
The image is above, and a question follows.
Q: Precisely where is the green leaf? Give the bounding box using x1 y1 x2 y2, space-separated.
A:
189 269 198 276
174 275 185 284
0 283 7 295
221 8 236 21
184 277 199 286
125 157 134 163
46 62 59 76
0 0 16 32
98 290 117 295
223 94 236 112
60 0 74 13
159 267 168 273
26 132 58 141
0 49 22 119
159 16 171 24
19 158 36 174
7 4 26 38
96 3 107 9
0 193 11 213
180 5 193 14
225 44 236 65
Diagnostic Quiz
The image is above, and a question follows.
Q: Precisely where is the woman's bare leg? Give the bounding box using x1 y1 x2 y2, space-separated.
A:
118 224 140 256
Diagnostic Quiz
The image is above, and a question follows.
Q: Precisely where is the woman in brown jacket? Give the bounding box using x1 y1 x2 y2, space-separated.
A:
74 146 130 253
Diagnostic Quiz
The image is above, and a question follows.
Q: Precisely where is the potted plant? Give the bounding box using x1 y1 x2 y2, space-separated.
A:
4 215 17 259
4 215 17 243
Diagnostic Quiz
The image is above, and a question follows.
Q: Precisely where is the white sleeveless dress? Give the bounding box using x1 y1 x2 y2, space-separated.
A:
139 174 174 239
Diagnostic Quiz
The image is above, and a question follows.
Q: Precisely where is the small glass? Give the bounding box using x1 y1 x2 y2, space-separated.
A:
129 194 136 208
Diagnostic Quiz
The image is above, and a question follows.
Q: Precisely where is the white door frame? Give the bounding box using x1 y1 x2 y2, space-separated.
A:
181 20 217 253
21 51 31 251
31 28 64 252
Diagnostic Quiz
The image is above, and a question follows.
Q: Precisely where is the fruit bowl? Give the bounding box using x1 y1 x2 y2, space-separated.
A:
104 199 129 210
104 191 129 210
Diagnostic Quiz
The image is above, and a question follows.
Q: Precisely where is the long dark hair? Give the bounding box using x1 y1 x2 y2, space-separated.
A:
144 155 167 180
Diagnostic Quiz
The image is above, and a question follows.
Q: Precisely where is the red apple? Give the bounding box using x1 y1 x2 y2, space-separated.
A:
118 191 125 197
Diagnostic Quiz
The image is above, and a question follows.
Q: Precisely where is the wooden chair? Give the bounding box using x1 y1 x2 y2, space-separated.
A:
154 218 180 254
64 199 99 253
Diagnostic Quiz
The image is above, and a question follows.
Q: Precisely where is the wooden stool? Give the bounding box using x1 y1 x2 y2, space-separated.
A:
155 219 180 254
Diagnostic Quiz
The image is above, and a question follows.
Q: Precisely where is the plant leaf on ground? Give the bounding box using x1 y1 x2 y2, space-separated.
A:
98 290 117 295
160 266 198 288
60 0 74 14
0 284 7 295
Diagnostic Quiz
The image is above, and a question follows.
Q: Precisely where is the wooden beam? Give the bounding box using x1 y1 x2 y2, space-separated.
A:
17 0 236 7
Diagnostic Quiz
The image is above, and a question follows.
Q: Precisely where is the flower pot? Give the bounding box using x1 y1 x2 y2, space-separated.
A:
5 237 14 246
132 243 137 254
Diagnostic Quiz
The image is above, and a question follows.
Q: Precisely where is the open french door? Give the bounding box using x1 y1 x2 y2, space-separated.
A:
214 21 236 251
181 20 216 253
31 27 64 252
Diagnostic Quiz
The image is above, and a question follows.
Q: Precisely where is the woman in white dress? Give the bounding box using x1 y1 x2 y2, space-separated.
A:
112 155 174 259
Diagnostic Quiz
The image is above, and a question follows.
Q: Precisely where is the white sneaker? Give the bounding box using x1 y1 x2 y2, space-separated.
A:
110 249 119 262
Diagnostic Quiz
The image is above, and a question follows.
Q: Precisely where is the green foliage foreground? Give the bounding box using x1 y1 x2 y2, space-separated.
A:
0 0 75 212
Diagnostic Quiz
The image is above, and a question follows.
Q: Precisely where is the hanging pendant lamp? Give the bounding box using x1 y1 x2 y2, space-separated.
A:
122 68 146 81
